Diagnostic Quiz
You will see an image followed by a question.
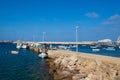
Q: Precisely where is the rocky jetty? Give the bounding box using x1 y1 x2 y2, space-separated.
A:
47 50 120 80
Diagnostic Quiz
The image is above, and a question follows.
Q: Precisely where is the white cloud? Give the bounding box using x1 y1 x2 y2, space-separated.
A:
103 14 120 25
85 12 99 18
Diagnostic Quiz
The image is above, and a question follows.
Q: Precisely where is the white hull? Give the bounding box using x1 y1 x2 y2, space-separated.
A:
16 45 21 49
38 53 48 58
22 45 27 49
11 50 18 54
92 49 100 52
90 46 98 48
105 47 115 51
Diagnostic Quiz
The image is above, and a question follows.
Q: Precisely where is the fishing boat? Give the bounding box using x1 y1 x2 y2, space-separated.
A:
92 49 100 52
105 47 115 51
22 44 28 49
16 40 22 49
90 46 98 48
16 44 22 49
38 52 48 58
11 50 19 54
72 45 76 48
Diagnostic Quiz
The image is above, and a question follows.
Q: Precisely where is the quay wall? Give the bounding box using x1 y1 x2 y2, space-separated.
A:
47 50 120 80
26 41 95 45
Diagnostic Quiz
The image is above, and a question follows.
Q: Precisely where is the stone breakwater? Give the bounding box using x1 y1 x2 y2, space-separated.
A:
47 50 120 80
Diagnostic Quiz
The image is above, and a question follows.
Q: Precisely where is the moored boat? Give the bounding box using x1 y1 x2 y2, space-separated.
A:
38 52 48 58
92 49 100 52
16 45 22 49
11 50 19 54
105 47 115 51
16 40 22 49
22 44 28 49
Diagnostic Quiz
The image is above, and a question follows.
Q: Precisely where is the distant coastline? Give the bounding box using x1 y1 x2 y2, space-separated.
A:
0 40 13 43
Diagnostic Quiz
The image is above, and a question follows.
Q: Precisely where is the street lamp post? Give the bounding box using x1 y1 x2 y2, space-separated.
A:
43 32 45 42
76 26 79 52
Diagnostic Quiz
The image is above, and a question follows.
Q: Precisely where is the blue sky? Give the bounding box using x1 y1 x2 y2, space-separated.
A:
0 0 120 42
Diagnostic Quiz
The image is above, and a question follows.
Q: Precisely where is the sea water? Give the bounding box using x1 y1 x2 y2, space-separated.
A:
52 44 120 58
0 43 53 80
71 45 120 58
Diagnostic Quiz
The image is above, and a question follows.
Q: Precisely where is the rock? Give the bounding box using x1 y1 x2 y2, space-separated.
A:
54 58 61 64
88 61 97 70
68 60 76 66
80 66 92 75
46 50 120 80
61 58 69 66
72 74 87 80
85 73 93 80
114 75 120 80
69 55 78 63
81 59 89 67
58 71 71 79
67 65 75 71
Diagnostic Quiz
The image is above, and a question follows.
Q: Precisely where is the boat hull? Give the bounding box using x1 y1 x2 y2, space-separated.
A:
38 53 48 58
22 45 28 49
16 45 21 49
11 51 19 54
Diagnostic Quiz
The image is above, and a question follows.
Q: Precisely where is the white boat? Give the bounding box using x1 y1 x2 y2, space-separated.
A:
11 50 19 54
72 45 76 48
105 47 115 51
58 46 67 50
38 52 48 58
92 49 100 52
16 45 21 49
16 40 22 49
90 46 98 48
22 44 28 49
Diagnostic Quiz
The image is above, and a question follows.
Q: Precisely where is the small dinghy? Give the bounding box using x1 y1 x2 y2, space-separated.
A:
38 52 48 58
11 50 19 54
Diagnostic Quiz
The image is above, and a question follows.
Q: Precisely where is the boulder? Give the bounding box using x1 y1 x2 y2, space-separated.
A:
72 74 87 80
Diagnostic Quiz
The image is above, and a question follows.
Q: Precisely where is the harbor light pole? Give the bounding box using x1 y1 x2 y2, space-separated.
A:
43 32 45 42
76 26 79 52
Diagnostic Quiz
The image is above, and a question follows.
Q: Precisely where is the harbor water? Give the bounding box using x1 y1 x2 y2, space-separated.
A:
0 43 53 80
71 45 120 58
52 44 120 58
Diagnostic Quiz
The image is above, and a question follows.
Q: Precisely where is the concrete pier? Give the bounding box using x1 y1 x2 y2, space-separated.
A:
25 41 95 45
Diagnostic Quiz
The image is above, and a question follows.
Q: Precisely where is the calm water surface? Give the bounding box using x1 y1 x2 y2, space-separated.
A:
71 45 120 58
52 44 120 58
0 43 53 80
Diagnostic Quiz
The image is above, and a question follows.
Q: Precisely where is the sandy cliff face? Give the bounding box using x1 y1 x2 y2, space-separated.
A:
47 50 120 80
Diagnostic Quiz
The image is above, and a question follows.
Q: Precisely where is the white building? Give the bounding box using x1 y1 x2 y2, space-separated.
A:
117 36 120 44
98 39 112 44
